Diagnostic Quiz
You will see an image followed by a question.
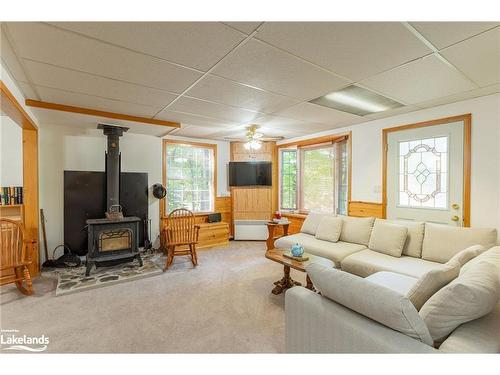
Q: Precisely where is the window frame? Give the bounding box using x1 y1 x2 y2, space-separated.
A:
278 133 351 215
162 139 217 217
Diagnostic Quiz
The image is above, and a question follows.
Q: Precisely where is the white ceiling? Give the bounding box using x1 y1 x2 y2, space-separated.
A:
1 21 499 139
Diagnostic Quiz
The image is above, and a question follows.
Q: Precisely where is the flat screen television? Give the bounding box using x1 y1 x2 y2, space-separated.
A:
229 161 272 186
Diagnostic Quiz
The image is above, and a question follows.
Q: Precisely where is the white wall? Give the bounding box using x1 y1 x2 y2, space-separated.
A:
39 124 163 260
0 116 23 186
278 93 500 232
164 134 231 197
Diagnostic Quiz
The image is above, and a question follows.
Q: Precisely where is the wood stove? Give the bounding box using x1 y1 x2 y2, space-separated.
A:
85 124 142 276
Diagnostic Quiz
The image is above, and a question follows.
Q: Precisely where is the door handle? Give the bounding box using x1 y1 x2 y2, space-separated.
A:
452 203 460 210
451 215 460 222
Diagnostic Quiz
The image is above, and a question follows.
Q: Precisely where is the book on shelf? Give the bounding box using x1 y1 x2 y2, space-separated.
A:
0 186 23 205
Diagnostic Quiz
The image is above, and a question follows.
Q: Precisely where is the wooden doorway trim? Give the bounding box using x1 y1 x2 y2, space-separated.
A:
1 80 40 276
382 114 471 226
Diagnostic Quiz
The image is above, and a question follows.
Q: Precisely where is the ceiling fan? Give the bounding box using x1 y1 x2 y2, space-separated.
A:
224 125 284 150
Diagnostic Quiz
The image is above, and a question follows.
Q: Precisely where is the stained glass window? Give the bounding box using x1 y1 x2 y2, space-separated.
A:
398 136 448 209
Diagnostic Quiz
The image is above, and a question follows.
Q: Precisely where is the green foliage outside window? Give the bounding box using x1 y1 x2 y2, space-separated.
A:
166 144 213 213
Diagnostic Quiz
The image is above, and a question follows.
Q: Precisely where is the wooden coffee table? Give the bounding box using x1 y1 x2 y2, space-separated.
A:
265 248 334 295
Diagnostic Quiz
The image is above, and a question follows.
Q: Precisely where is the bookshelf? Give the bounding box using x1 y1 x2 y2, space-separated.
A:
0 204 24 222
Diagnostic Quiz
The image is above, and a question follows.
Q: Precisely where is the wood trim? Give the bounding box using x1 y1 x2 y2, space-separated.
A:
23 128 40 275
0 80 40 276
25 99 181 128
348 201 383 218
277 133 349 149
161 139 218 222
1 81 37 130
347 131 352 203
382 114 472 226
463 115 472 227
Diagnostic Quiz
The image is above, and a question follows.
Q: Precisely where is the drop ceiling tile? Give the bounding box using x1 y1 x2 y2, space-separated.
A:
167 96 263 123
440 27 500 87
363 105 420 120
169 125 224 138
50 22 245 71
5 22 202 93
256 22 432 81
254 115 335 133
17 81 39 99
410 22 499 49
1 26 29 83
24 60 178 108
154 109 237 129
274 102 362 125
185 74 301 114
223 22 262 34
35 86 163 118
359 54 477 104
415 83 500 108
32 108 171 136
212 39 350 101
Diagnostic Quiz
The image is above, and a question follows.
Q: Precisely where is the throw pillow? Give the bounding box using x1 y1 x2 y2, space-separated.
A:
300 213 326 235
368 219 408 257
307 263 433 345
446 244 485 268
419 259 500 344
339 216 375 246
407 264 460 311
315 216 343 243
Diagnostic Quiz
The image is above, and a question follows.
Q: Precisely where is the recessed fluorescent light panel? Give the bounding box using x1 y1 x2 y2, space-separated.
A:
310 85 404 116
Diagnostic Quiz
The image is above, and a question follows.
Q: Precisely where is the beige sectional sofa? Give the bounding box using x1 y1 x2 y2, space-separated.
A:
276 213 500 353
275 214 496 277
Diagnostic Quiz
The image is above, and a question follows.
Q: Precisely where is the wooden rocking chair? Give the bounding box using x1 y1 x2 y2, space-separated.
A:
163 208 200 271
0 218 35 295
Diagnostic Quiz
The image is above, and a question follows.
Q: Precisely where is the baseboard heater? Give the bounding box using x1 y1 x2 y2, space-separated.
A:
234 220 269 240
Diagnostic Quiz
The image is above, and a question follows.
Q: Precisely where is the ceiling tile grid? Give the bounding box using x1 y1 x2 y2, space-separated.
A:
2 22 499 139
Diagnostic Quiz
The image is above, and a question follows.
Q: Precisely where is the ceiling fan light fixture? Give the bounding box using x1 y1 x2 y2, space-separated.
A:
244 139 262 151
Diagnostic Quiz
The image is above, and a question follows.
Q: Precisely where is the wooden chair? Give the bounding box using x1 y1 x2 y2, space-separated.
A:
163 208 200 271
0 218 35 295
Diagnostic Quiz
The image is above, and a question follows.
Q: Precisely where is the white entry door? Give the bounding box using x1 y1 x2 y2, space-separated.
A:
386 120 465 226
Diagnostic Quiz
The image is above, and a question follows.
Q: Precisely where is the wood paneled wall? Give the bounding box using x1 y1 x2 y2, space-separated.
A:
348 201 384 219
230 141 277 223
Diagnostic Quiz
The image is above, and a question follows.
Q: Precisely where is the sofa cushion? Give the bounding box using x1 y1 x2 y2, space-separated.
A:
365 271 418 296
341 249 449 278
339 216 375 246
421 223 497 263
387 220 425 258
368 219 408 257
446 245 485 268
300 213 328 235
419 254 500 343
438 301 500 353
315 216 342 243
407 264 460 311
461 246 500 275
306 263 433 345
274 233 366 266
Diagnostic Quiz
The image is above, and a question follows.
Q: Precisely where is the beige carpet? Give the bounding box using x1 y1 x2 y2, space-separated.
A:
0 241 306 353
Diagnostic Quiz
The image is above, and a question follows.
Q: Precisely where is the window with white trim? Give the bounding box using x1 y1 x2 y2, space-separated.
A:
279 138 349 215
165 142 215 213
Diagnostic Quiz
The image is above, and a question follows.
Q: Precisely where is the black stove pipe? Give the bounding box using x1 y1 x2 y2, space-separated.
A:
97 124 129 211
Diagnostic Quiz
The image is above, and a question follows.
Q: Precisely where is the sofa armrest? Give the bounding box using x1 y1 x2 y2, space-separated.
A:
285 287 437 353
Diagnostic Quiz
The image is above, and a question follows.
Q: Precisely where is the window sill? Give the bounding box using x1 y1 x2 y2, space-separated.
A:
281 212 308 219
